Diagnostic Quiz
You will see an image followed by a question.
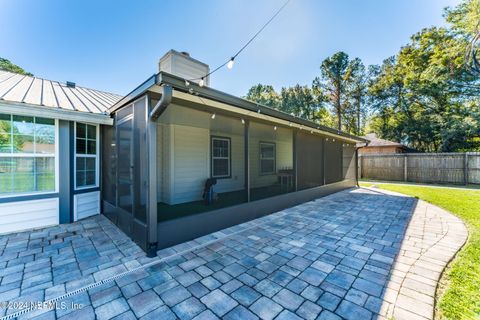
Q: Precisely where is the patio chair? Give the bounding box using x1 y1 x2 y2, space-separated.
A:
203 178 218 205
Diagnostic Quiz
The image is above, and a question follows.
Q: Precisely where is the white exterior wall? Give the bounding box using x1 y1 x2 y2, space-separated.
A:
74 191 100 221
156 104 295 205
0 198 59 234
157 104 246 205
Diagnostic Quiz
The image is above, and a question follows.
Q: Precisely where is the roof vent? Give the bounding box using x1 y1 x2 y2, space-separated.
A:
66 81 76 88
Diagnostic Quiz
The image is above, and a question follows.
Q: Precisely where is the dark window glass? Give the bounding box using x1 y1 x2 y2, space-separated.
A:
76 138 86 154
75 122 97 188
76 171 86 188
85 171 96 186
87 125 96 139
213 159 229 177
87 140 96 154
76 123 86 139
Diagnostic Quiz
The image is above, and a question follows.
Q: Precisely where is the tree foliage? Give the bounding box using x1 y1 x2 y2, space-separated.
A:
245 0 480 152
0 58 33 76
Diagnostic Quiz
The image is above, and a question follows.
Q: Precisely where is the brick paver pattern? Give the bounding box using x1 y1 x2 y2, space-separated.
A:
0 187 467 320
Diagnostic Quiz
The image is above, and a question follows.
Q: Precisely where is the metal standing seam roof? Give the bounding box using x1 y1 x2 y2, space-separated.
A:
0 70 123 114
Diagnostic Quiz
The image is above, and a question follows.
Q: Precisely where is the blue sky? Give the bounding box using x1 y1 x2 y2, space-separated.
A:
1 0 460 97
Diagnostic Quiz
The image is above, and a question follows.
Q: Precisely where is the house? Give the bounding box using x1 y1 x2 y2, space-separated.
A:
0 50 367 256
358 133 409 155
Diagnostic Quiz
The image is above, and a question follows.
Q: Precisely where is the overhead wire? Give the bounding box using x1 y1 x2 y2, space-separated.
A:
186 0 291 86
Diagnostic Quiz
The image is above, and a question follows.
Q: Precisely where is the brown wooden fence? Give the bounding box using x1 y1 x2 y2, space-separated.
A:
359 152 480 185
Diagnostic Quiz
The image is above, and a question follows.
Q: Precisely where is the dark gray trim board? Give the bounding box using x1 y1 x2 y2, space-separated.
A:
0 192 60 204
157 179 356 249
59 120 72 224
74 187 101 195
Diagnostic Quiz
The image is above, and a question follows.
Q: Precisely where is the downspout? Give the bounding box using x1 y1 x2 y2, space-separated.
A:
150 84 173 121
146 84 173 257
355 141 369 187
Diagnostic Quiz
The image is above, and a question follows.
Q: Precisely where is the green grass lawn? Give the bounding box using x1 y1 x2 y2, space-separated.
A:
360 182 480 320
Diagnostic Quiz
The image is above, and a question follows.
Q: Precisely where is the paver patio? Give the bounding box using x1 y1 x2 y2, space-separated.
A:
0 187 467 320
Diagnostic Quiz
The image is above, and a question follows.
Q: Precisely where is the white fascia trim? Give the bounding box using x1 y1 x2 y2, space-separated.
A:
0 100 113 125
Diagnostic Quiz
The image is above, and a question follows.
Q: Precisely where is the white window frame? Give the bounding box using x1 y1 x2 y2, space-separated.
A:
74 122 99 190
211 136 231 179
259 142 276 175
0 114 58 198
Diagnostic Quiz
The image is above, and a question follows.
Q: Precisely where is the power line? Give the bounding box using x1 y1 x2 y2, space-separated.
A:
187 0 291 86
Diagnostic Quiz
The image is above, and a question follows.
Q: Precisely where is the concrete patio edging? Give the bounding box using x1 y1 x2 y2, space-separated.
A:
364 187 468 320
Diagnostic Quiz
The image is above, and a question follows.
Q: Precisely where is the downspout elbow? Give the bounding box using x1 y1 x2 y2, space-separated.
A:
150 84 173 121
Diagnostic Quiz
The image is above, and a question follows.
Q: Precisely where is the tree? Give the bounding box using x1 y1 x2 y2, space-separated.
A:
245 83 333 126
315 51 351 131
245 84 281 109
345 58 370 135
367 21 480 152
0 58 33 76
280 85 327 121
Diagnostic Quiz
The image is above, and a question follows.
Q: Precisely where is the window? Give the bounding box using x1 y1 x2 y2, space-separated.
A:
0 114 56 195
75 123 98 189
260 142 276 175
211 137 231 178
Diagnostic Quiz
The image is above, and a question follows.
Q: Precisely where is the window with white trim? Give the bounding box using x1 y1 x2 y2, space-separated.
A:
75 123 98 188
0 114 56 195
211 137 231 178
260 142 276 175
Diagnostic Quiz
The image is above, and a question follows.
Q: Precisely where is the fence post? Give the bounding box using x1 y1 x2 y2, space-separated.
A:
358 155 362 179
404 154 408 182
464 152 469 185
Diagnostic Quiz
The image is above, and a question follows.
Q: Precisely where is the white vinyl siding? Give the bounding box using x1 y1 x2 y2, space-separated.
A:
0 198 59 234
74 191 100 221
159 124 209 205
157 119 245 204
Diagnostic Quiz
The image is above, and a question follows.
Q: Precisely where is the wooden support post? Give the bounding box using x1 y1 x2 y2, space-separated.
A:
358 154 362 180
464 152 469 185
404 154 408 182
